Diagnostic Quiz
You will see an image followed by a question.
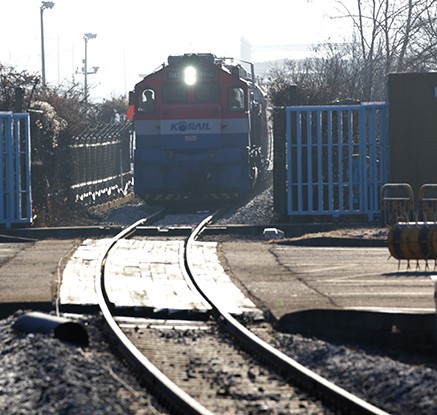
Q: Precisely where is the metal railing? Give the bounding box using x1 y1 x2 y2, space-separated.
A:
381 183 437 225
69 122 133 205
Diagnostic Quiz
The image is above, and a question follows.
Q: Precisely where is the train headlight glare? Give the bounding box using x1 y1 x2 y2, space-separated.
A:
184 66 197 85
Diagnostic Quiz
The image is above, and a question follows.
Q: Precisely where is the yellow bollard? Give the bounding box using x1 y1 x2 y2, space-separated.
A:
387 223 437 260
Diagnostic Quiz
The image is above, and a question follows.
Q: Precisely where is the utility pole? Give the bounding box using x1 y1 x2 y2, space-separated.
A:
40 1 55 87
77 33 98 101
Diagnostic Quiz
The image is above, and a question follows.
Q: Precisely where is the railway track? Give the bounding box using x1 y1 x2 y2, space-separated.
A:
94 209 390 415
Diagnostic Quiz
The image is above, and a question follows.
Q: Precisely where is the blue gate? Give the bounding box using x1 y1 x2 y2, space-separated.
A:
0 112 32 228
286 103 388 221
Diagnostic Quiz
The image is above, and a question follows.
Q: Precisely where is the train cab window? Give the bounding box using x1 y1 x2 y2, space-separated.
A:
138 88 155 113
195 82 220 102
162 83 187 103
228 87 244 111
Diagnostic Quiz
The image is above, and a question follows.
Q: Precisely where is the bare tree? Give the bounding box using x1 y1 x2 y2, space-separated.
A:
266 41 367 105
268 0 437 104
335 0 437 98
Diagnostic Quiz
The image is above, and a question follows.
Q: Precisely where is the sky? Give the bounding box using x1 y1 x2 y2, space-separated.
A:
0 0 354 101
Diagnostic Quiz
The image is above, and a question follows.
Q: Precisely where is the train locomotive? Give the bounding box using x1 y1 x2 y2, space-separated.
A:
128 53 272 205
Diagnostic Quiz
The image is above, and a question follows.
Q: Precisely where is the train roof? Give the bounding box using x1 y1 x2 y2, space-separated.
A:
167 53 216 66
134 53 257 91
165 53 253 83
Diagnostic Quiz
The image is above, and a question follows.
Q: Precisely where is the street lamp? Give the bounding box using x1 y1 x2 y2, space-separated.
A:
40 1 55 87
81 33 98 101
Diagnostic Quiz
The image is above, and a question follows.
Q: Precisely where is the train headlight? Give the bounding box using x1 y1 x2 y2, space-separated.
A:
184 66 197 85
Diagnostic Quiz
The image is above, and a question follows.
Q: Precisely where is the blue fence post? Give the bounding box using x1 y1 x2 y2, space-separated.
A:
15 113 32 224
0 114 8 226
4 113 14 227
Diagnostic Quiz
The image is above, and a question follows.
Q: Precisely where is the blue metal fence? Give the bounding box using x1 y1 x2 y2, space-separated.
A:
0 112 32 228
286 103 389 221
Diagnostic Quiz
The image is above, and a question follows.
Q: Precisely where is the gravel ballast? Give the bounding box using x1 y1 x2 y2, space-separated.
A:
273 331 437 415
0 312 168 415
3 312 437 415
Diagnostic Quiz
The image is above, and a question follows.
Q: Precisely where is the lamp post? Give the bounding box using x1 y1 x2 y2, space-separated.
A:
82 33 98 101
40 1 54 87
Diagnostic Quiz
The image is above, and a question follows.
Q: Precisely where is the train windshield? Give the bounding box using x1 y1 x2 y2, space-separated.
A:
162 84 187 103
228 87 245 111
138 88 156 113
162 82 220 103
195 83 220 102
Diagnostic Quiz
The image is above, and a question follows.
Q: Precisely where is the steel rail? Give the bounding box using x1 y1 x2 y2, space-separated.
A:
186 214 391 415
94 214 214 415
